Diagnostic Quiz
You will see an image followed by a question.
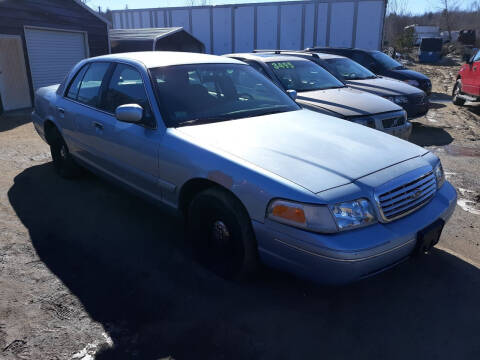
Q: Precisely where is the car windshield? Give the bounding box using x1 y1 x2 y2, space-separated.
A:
324 58 376 80
267 60 345 92
370 51 404 70
150 64 300 127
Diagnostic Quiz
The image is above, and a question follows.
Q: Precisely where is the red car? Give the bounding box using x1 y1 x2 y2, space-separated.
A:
453 50 480 105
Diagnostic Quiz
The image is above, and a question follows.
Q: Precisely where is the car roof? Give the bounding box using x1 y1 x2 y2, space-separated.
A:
306 52 346 60
310 47 379 53
224 52 311 63
87 51 244 68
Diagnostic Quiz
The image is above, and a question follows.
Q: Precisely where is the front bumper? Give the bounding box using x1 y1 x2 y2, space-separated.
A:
404 102 429 119
382 121 412 140
253 181 457 285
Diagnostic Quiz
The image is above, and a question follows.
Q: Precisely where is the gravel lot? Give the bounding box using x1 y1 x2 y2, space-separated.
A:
1 58 480 359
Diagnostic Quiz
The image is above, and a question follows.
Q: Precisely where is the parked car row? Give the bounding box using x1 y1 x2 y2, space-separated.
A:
31 50 456 285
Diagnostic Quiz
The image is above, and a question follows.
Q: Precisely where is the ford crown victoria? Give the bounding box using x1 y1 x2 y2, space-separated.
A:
32 52 456 284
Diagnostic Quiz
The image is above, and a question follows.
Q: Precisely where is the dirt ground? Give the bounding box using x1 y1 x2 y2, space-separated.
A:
1 58 480 359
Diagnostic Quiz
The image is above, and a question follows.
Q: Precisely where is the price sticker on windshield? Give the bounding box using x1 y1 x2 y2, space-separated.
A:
271 62 295 70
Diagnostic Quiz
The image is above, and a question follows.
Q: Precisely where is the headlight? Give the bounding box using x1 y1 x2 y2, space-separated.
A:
267 200 337 233
351 116 376 128
404 79 420 87
267 198 377 233
434 161 445 189
386 95 409 104
329 199 377 231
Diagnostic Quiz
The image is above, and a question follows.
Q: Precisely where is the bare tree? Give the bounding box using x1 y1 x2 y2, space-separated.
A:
437 0 459 41
188 0 210 6
387 0 410 15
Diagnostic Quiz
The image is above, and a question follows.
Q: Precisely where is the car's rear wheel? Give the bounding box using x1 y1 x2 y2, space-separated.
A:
50 129 83 178
187 187 258 280
452 80 466 106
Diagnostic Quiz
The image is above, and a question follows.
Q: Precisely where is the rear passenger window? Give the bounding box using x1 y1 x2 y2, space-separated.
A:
77 62 110 107
66 65 89 100
102 64 154 124
351 52 372 68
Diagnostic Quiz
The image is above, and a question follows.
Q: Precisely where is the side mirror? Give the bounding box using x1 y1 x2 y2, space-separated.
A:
287 89 297 101
115 104 143 123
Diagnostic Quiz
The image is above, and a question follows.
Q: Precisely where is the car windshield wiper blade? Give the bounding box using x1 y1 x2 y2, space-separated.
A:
176 116 233 127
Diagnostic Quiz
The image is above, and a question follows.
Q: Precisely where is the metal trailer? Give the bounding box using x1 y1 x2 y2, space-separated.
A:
111 0 387 55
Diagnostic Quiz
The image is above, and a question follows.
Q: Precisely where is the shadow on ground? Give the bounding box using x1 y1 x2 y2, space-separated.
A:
410 121 454 146
430 92 452 103
8 163 480 359
0 108 32 132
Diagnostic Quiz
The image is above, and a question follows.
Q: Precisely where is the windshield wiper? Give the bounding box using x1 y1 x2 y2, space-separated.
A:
176 115 233 127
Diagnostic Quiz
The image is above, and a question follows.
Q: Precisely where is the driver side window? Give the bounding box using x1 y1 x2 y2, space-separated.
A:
101 63 154 126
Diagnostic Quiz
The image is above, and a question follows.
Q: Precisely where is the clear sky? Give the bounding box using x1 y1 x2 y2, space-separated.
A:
87 0 479 15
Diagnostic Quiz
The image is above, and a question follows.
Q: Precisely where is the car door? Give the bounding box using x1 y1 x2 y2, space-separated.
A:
62 61 112 167
95 62 161 198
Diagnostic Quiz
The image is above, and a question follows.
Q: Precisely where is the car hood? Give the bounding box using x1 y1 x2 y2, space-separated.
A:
384 68 430 81
345 77 424 97
295 87 401 117
175 109 427 193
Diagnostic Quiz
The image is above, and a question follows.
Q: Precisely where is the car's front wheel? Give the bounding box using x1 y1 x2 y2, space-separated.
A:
452 80 466 106
50 129 83 178
188 187 258 280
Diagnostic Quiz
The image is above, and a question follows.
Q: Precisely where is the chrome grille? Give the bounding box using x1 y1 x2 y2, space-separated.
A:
382 115 406 129
377 170 437 221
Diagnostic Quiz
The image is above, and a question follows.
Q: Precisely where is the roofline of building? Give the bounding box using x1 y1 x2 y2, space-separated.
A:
73 0 112 27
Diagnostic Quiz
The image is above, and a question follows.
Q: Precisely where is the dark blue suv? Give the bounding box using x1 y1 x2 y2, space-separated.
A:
308 47 432 95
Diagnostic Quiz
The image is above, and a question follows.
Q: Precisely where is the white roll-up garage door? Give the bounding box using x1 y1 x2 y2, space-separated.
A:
24 27 88 90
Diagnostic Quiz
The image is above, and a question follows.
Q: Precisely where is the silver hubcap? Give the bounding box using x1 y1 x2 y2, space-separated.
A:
60 145 68 159
211 220 230 244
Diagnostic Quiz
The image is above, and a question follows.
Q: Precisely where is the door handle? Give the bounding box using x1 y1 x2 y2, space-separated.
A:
474 66 477 71
56 107 65 117
93 121 104 130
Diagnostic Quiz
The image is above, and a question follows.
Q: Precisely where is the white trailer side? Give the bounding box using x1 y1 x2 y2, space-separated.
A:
111 0 386 54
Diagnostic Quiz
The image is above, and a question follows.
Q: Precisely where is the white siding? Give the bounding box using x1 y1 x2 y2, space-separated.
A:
257 5 277 49
24 28 87 90
192 8 211 52
213 7 231 54
329 2 355 47
280 4 302 49
316 3 329 47
234 6 254 52
172 9 190 31
355 1 385 50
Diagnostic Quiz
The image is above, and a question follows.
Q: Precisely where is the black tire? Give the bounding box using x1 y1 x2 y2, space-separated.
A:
452 80 466 106
50 129 83 179
187 187 258 280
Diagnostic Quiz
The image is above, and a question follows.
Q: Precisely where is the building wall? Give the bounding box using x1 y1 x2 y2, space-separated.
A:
0 0 109 101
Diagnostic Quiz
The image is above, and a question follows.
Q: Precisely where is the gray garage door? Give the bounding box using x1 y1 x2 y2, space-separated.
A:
24 27 88 90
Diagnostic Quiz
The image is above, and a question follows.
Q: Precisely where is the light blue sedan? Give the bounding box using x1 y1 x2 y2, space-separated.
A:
32 52 456 284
